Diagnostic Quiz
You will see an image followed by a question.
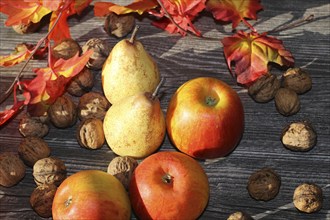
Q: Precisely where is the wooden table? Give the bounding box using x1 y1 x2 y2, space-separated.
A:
1 1 329 219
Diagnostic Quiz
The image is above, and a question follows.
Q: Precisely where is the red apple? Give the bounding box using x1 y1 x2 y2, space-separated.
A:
52 170 131 220
166 77 244 159
129 151 209 220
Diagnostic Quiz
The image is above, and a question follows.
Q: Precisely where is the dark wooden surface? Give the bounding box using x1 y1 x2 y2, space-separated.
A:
1 1 330 219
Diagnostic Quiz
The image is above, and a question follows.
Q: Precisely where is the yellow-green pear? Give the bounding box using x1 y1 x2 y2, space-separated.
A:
102 26 160 104
103 82 165 158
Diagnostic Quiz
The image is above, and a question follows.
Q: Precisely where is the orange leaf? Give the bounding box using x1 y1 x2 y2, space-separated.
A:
47 0 92 43
222 31 294 85
0 0 52 26
23 50 93 116
94 0 158 17
151 0 206 36
206 0 263 29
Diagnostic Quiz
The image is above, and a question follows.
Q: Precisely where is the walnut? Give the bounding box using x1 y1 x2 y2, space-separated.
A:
33 157 67 186
283 68 312 94
19 113 49 138
12 22 40 34
107 156 138 190
18 137 51 167
67 67 94 97
281 121 317 151
48 95 77 128
82 38 111 70
247 168 281 201
274 88 300 116
293 183 323 213
227 211 254 220
77 118 105 149
104 12 136 38
248 73 281 103
78 92 111 120
51 38 82 60
30 184 57 218
0 152 26 187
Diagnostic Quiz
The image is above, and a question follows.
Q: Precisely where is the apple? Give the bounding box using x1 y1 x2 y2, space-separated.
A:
129 151 209 220
166 77 244 159
52 170 131 220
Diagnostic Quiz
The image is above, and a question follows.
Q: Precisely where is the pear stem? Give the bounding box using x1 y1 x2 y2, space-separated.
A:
129 25 140 44
152 77 165 100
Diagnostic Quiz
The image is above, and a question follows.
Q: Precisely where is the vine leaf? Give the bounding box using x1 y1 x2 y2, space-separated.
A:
0 50 93 125
94 0 158 17
206 0 263 29
0 0 55 26
0 44 47 67
150 0 206 36
222 31 294 85
47 0 92 43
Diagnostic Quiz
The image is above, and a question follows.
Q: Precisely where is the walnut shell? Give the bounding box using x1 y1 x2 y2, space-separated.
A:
12 22 40 34
281 121 317 151
104 12 135 38
33 157 67 186
0 152 26 187
274 88 300 116
18 137 51 167
48 95 77 128
19 113 49 138
248 73 281 103
82 38 111 70
227 211 254 220
247 168 281 201
51 38 81 60
30 184 57 218
77 118 105 149
107 156 138 190
78 92 111 120
283 68 312 94
293 183 323 213
67 67 94 97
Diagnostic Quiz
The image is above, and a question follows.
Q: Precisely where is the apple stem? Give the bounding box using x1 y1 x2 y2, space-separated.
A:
152 77 165 100
162 173 172 184
129 25 140 44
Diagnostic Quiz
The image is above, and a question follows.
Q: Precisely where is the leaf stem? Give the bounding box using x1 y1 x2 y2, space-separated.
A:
242 18 257 32
268 14 314 34
0 6 65 105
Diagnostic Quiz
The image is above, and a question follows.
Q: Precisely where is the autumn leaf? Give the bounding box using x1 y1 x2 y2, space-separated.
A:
48 0 92 43
23 50 93 116
150 0 206 36
94 0 158 17
0 43 47 67
0 0 53 26
222 31 294 85
206 0 263 29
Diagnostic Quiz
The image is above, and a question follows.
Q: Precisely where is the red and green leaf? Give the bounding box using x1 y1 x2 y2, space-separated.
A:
94 0 158 17
206 0 263 29
222 31 294 85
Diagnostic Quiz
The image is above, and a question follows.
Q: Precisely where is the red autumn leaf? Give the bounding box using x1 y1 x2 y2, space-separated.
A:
222 31 294 85
0 43 47 67
150 0 206 36
94 0 158 17
206 0 263 29
0 0 54 26
23 49 93 116
48 0 92 43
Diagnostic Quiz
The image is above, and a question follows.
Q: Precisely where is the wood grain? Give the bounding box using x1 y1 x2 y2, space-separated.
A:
1 0 330 219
